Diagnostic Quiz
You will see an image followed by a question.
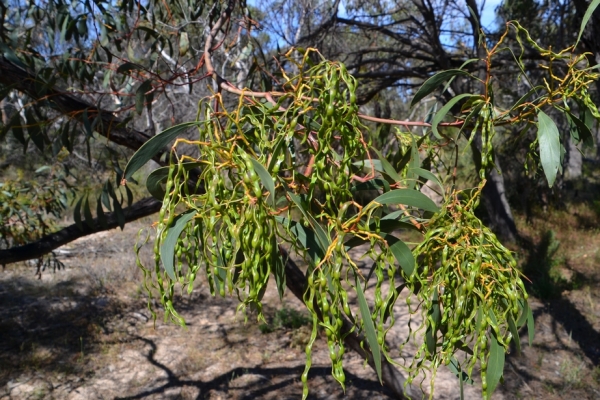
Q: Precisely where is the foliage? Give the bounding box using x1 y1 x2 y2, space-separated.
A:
258 306 311 334
2 0 600 399
0 168 70 246
121 2 600 395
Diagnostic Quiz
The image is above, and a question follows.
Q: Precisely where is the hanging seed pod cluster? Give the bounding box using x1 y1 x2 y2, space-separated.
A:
406 184 530 398
133 50 411 396
127 47 538 400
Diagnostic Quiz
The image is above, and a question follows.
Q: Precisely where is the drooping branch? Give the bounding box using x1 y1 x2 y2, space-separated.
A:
0 197 161 265
0 58 162 163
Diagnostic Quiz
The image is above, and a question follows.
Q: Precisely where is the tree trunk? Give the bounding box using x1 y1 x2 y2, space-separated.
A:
565 136 583 180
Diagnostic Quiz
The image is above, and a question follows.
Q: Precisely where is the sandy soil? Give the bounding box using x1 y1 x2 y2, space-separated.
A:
1 218 600 399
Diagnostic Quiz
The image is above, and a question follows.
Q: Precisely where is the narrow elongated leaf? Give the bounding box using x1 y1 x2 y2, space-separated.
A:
527 306 535 346
6 114 26 146
275 216 324 264
249 158 276 207
73 196 84 231
111 191 125 230
371 189 439 212
83 195 94 229
101 182 113 211
576 0 600 48
566 110 594 148
355 276 382 383
25 109 45 151
509 86 544 114
146 166 169 200
486 333 505 398
373 219 418 233
431 94 474 139
371 148 402 183
516 298 529 327
96 197 107 229
448 357 475 385
425 288 441 354
507 313 521 356
411 70 472 107
352 178 391 193
273 251 286 300
409 167 444 195
145 162 202 200
160 210 196 280
537 110 561 187
287 192 330 251
0 42 28 70
123 121 201 182
135 80 153 115
116 61 142 74
125 185 134 207
384 235 415 276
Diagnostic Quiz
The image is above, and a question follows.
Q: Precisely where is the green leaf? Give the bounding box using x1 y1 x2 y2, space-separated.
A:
101 182 113 212
409 167 444 195
83 195 94 229
249 158 276 207
371 148 402 183
355 276 382 383
145 162 202 200
507 312 521 356
273 251 286 300
0 42 28 70
111 191 125 230
576 0 600 48
371 189 439 212
384 235 415 276
537 110 561 188
287 192 330 251
275 216 324 264
527 306 535 346
425 288 441 354
508 86 544 114
135 80 152 115
25 109 45 151
123 121 201 182
516 298 529 327
116 62 141 74
7 114 26 146
566 110 594 148
160 210 196 280
73 196 84 231
411 70 472 107
125 185 134 207
352 178 391 193
431 94 475 139
448 357 474 385
96 197 107 229
486 333 506 398
146 166 169 200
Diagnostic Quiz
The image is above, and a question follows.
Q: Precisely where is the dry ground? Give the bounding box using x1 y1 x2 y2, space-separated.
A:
1 209 600 400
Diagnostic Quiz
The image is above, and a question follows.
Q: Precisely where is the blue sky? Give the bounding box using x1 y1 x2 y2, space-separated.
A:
480 0 504 29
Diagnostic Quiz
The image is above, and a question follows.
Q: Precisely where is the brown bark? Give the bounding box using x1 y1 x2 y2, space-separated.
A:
0 197 162 265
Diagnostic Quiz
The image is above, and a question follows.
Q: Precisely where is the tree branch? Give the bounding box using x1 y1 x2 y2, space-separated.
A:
0 58 165 164
0 197 161 265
